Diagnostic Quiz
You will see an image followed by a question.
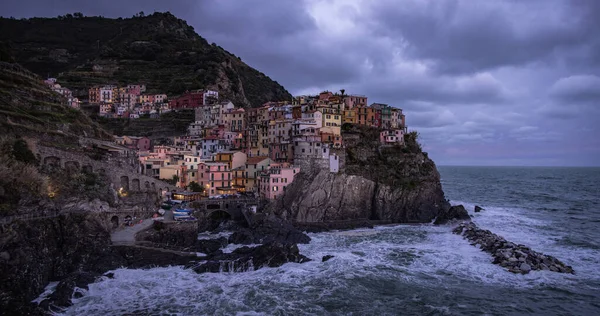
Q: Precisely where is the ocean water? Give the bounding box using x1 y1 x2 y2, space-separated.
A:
60 166 600 315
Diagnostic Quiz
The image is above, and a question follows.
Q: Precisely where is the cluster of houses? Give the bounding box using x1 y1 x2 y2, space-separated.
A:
89 85 222 119
43 78 81 109
122 90 408 201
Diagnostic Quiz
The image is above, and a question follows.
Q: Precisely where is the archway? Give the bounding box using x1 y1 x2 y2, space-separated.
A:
43 156 61 167
110 216 119 229
120 176 129 191
131 179 140 191
208 210 232 221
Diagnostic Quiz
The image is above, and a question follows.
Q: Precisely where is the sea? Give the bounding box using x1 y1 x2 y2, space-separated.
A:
56 166 600 315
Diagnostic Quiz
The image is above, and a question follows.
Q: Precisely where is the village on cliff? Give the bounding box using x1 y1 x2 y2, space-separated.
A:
44 79 408 201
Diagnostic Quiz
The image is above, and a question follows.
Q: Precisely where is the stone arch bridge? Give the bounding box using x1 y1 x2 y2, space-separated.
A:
192 198 259 225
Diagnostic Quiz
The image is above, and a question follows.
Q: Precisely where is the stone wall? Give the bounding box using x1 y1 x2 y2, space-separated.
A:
37 146 177 197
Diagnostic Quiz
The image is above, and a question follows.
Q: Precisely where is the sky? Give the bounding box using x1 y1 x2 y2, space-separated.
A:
2 0 599 166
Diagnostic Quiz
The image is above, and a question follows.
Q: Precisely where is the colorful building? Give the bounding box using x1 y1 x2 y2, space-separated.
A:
258 163 300 200
197 162 235 197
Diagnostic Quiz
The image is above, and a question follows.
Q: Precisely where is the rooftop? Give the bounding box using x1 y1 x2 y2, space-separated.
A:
247 156 269 164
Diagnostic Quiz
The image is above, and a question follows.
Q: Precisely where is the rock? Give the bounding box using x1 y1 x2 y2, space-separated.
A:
453 222 574 275
434 205 471 225
0 251 10 261
103 272 115 279
322 255 335 262
474 205 484 212
269 148 450 225
196 237 227 254
228 214 310 245
192 242 311 274
520 263 531 273
46 272 99 308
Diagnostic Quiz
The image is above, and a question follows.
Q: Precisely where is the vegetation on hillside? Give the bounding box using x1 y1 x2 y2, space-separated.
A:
342 125 433 189
0 60 112 141
0 12 292 107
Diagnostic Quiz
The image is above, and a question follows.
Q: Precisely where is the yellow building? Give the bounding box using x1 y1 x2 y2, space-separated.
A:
342 109 357 124
322 111 342 135
244 156 271 192
215 151 247 170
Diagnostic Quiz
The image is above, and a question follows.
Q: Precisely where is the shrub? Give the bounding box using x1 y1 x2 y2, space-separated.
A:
12 138 38 165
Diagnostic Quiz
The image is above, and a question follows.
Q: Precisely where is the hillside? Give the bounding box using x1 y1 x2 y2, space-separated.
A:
0 12 292 107
0 60 111 143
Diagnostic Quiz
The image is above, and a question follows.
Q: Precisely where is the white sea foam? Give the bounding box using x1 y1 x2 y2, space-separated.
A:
221 243 261 253
32 281 58 304
61 207 600 315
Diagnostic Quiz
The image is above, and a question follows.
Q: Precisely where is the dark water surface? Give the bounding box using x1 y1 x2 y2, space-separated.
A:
56 166 600 315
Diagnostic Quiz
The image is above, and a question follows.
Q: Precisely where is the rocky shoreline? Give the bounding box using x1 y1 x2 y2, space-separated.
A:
453 222 575 274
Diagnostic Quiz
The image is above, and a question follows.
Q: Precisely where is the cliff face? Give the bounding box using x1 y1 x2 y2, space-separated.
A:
0 212 122 313
0 12 292 107
272 126 449 224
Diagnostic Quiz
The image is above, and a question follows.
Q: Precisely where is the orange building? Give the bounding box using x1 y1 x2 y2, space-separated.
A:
355 106 377 127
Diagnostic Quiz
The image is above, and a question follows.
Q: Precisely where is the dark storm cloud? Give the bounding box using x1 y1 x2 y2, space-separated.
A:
367 0 600 75
1 0 598 165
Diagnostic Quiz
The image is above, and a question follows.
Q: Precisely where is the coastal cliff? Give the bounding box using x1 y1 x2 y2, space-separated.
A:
271 126 449 225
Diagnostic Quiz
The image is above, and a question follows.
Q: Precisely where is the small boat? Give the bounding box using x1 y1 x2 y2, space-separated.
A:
173 208 191 216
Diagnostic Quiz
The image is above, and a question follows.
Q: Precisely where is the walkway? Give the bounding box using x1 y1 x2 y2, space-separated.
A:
110 219 154 245
109 219 199 257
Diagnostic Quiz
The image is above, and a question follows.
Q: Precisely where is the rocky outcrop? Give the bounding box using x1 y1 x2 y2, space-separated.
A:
228 214 311 245
270 127 449 225
191 242 310 273
273 161 448 225
434 205 471 225
474 205 484 212
0 212 117 313
453 222 575 274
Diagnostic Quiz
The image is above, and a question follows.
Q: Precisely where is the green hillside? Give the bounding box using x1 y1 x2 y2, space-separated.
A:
0 12 292 107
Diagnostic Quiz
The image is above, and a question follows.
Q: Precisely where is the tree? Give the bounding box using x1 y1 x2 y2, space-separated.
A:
171 174 179 185
73 12 84 18
187 181 204 193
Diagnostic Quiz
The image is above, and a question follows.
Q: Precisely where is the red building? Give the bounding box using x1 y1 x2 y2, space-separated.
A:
169 90 204 109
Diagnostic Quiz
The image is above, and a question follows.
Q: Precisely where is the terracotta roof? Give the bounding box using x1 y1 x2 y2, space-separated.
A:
247 156 269 164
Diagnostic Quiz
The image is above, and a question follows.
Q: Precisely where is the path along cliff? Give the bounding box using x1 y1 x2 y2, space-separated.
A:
270 126 450 227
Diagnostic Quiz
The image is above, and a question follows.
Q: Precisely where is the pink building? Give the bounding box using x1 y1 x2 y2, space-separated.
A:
258 163 300 200
379 130 405 146
343 95 368 109
137 137 151 151
197 162 234 197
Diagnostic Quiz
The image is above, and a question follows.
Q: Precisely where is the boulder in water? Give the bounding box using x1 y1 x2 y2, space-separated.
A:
196 237 228 254
434 205 471 225
228 214 310 245
474 205 484 212
192 242 311 273
44 272 99 309
322 255 335 262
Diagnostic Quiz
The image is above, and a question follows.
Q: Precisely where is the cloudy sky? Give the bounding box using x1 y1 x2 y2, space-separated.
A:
2 0 599 166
